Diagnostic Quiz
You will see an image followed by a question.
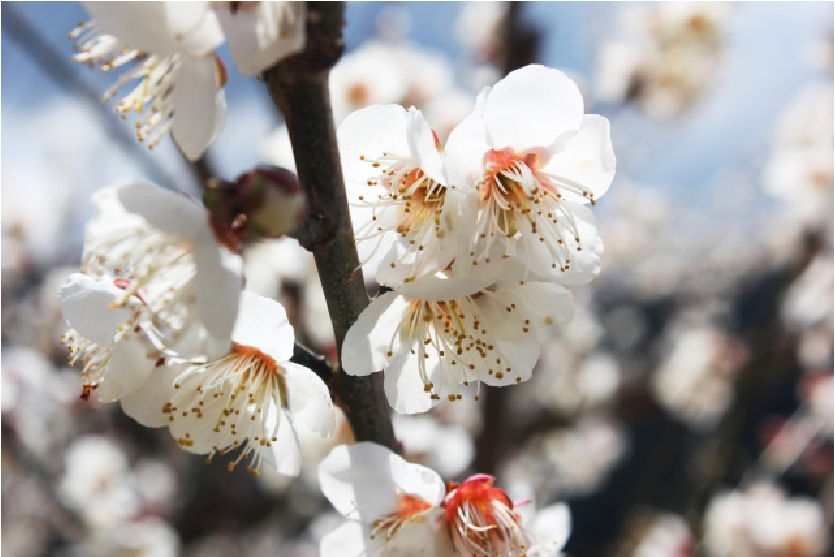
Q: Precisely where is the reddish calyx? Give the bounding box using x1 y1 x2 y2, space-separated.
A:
442 473 513 524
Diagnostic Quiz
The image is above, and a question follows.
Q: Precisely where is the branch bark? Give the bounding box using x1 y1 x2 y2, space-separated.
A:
262 2 396 451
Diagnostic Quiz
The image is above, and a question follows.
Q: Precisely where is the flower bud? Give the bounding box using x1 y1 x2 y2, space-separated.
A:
203 166 307 250
239 166 307 239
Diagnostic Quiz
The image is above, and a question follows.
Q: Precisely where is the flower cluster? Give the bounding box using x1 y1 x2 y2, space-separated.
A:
70 1 305 159
59 181 335 475
319 442 571 557
595 2 731 119
340 64 616 413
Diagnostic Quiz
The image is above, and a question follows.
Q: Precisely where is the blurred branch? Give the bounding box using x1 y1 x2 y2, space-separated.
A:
1 3 177 188
262 2 396 452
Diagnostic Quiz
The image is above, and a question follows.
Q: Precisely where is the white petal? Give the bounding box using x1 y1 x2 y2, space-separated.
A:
393 270 494 301
283 362 335 436
484 65 584 152
83 2 180 56
192 237 243 345
472 291 541 386
319 442 400 520
338 105 411 186
120 361 185 428
384 350 441 415
319 442 444 521
507 282 574 326
172 56 226 161
406 108 445 185
96 338 156 403
542 115 616 203
532 503 572 553
216 1 305 75
554 201 604 286
342 292 409 377
59 274 131 346
231 291 293 363
163 2 225 57
443 103 490 190
167 379 238 454
115 181 206 239
262 405 302 476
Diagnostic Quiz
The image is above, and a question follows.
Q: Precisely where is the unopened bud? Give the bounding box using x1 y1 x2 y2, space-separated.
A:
239 166 307 239
203 166 307 250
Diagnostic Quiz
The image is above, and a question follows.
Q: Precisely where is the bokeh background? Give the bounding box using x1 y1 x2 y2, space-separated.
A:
2 2 833 556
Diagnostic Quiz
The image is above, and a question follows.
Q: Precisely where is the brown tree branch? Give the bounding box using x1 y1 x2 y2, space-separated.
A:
261 2 396 451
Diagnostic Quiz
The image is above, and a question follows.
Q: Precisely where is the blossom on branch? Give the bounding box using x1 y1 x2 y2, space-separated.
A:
70 2 306 159
447 64 615 284
165 291 335 476
343 272 573 414
319 442 571 557
81 181 243 354
71 2 227 159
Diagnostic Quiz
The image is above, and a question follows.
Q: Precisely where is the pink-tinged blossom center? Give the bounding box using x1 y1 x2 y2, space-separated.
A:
468 147 593 274
354 141 448 280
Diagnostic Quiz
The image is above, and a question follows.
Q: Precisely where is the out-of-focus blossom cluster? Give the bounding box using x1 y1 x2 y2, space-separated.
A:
704 482 827 557
595 2 731 119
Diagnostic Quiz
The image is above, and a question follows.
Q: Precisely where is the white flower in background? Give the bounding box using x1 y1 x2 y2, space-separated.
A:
595 3 731 119
703 483 826 557
454 2 508 63
764 83 834 231
59 273 162 403
213 2 305 75
82 181 242 356
95 517 181 557
443 474 571 557
652 324 746 430
70 2 227 159
541 417 628 498
392 413 474 477
165 291 335 476
630 513 693 557
319 443 569 557
59 435 140 531
319 442 454 557
339 104 469 284
446 64 614 284
343 273 573 414
329 41 412 123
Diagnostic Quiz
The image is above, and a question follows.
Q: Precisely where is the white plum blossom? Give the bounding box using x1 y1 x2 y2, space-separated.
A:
339 104 469 284
703 483 826 557
165 291 335 476
342 272 574 414
446 64 615 284
70 2 227 159
595 3 731 119
319 443 571 557
443 474 571 557
59 273 162 403
213 2 305 76
319 442 454 557
81 181 243 357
